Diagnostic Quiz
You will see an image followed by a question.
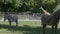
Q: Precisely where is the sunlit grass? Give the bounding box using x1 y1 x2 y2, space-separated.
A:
0 21 60 34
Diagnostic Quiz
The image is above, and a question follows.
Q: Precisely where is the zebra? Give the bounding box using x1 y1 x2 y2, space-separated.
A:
4 12 18 26
41 9 60 34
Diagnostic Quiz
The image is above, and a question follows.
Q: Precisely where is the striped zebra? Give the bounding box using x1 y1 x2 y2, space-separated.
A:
4 12 18 26
41 9 60 34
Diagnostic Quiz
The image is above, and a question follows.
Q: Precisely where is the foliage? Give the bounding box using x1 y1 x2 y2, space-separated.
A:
0 0 58 13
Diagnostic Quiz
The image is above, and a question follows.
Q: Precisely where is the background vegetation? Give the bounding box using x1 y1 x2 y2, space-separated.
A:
0 0 59 13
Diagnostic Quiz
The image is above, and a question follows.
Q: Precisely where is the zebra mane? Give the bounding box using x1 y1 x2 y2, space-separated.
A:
53 9 60 15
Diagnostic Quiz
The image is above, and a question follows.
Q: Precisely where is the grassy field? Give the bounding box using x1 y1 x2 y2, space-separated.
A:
0 21 60 34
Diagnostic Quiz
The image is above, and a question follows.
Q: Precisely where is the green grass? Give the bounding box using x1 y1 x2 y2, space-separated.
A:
0 21 60 34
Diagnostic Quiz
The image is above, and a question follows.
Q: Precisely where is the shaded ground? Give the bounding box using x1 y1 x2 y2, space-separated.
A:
0 21 60 34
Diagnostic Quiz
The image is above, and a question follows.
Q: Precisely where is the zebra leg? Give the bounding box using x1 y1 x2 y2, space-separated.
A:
15 20 18 26
52 25 54 34
4 18 6 22
55 24 58 34
9 21 11 26
43 24 46 34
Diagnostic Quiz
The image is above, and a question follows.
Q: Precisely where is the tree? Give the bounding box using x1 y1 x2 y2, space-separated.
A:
0 0 58 13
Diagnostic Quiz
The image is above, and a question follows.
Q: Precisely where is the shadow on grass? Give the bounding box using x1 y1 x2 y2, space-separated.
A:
0 24 60 34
